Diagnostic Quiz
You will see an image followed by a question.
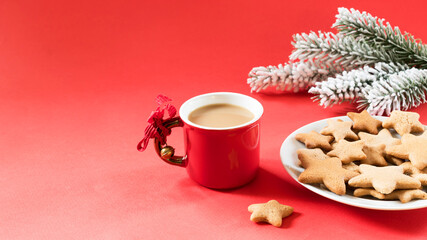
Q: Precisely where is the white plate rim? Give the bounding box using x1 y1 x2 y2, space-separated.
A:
280 115 427 211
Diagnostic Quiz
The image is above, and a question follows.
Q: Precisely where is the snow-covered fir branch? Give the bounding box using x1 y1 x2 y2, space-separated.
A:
334 7 427 68
246 7 427 115
360 68 427 115
290 31 396 68
247 59 348 92
309 62 409 107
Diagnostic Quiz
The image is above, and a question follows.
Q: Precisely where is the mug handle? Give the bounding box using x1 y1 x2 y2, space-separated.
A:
154 117 187 167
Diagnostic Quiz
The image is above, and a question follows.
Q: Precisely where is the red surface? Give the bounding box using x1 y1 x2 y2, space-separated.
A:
1 0 427 239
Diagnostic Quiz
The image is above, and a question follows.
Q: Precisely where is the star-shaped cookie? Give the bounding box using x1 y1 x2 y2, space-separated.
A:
342 162 360 173
248 200 294 227
295 131 334 151
347 110 382 134
327 140 366 164
298 156 359 195
353 188 386 200
385 156 405 166
382 110 424 136
401 162 427 185
348 164 421 194
358 129 400 157
385 189 427 203
296 148 328 167
320 119 358 142
354 188 427 203
361 144 388 166
358 129 401 147
386 133 427 170
297 148 328 161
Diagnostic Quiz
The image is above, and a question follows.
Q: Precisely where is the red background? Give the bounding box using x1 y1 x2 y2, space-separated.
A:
1 0 427 239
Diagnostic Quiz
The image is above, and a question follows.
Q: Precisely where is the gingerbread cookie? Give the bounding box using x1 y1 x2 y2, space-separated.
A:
295 131 334 151
248 200 293 227
385 189 427 203
353 188 385 200
293 110 426 203
358 129 400 158
347 110 382 134
386 133 427 170
298 155 359 195
385 156 406 166
382 110 424 136
358 129 400 148
401 162 427 185
348 164 421 194
361 144 388 166
296 148 328 166
320 119 358 142
327 140 366 164
354 188 427 203
342 162 360 173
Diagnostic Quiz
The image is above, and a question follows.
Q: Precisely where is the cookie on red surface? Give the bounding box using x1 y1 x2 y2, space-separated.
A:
298 155 359 195
386 133 427 170
327 140 366 164
348 164 421 194
382 110 424 136
248 200 293 227
295 130 334 151
320 119 358 142
347 110 382 134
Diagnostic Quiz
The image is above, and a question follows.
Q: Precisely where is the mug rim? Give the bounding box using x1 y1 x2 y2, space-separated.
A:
179 92 264 130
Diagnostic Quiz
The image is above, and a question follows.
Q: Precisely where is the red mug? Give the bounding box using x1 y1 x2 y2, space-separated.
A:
154 92 263 189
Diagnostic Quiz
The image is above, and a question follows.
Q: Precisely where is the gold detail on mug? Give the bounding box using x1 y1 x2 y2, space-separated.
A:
160 146 175 160
153 118 186 167
188 103 254 128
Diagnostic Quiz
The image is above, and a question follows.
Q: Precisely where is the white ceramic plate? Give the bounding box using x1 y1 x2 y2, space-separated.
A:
280 116 427 210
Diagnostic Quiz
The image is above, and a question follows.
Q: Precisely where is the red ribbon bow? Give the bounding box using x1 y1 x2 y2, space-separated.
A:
137 94 177 151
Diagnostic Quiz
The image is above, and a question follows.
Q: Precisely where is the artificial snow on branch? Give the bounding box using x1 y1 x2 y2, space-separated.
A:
246 7 427 115
333 7 427 68
247 59 347 92
309 62 409 107
360 68 427 116
290 31 396 68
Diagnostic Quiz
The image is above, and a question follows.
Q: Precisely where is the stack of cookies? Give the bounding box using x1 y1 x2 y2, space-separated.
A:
295 110 427 203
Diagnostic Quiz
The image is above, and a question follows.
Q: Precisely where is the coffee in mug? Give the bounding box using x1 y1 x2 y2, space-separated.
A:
188 103 254 128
